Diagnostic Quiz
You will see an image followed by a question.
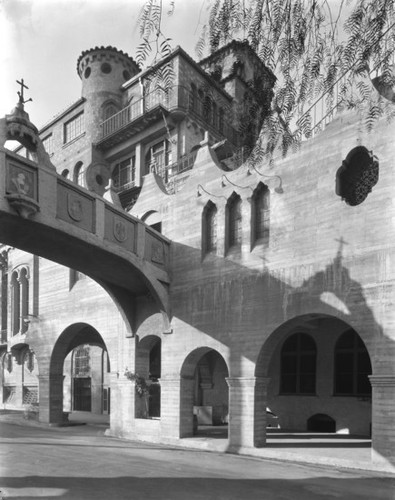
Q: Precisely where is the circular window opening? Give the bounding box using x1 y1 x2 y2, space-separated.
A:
96 174 104 186
101 63 112 74
123 70 131 81
84 67 91 79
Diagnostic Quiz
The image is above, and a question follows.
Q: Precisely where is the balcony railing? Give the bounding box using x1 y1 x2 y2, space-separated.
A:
99 86 238 146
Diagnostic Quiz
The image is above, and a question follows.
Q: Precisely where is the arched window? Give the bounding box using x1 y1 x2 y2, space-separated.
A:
226 193 242 252
10 266 29 336
10 271 20 336
19 268 29 334
252 183 270 246
102 102 119 121
334 329 372 396
202 201 217 255
73 162 84 186
280 333 317 394
61 169 70 178
148 340 161 418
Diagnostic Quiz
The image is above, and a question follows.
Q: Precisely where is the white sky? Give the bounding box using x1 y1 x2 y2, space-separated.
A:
0 0 208 129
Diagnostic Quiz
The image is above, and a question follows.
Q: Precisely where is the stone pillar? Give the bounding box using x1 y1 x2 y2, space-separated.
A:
135 143 142 186
38 373 64 425
160 376 194 439
109 373 135 438
369 375 395 471
226 376 270 451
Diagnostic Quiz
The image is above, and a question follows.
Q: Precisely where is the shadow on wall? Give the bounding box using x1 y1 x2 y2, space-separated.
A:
166 236 391 461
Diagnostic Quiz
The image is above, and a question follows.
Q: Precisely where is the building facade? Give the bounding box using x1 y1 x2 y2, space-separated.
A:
1 41 395 472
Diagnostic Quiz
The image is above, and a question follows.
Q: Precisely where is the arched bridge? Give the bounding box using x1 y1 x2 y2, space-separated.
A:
0 104 171 332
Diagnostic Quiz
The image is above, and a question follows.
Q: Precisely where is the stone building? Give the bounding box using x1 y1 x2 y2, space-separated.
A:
0 40 394 472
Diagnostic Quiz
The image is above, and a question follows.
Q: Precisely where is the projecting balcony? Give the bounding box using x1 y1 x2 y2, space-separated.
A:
95 85 238 149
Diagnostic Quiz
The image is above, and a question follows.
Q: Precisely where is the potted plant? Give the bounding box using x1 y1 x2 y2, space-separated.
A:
124 370 150 418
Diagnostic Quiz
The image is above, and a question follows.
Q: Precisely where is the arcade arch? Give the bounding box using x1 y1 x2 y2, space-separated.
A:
45 323 111 424
254 314 373 445
180 347 229 438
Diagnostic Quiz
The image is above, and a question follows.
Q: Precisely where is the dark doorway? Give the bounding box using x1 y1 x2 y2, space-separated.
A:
103 387 110 414
307 413 336 432
73 377 91 411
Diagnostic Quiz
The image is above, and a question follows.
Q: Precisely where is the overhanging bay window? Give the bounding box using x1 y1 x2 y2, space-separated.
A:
112 156 136 192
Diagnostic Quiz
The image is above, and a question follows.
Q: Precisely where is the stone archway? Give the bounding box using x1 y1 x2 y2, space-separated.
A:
254 314 373 446
39 323 109 425
179 347 229 438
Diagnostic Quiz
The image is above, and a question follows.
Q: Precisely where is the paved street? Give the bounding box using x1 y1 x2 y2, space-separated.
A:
0 422 394 500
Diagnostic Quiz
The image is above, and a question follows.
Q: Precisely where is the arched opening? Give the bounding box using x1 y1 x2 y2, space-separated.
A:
48 323 110 427
73 161 84 186
141 211 162 234
307 413 336 432
180 347 229 440
135 335 161 419
255 314 372 446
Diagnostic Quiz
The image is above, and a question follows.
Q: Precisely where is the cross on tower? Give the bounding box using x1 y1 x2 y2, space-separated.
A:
16 78 32 105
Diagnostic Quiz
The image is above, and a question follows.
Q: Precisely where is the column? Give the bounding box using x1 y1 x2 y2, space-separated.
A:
226 376 270 451
369 375 395 470
108 372 135 438
38 373 64 425
160 376 194 439
135 143 142 186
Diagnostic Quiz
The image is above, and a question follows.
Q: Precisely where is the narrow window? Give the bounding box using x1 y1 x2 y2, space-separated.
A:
334 329 372 396
280 333 316 395
252 183 270 246
73 162 84 186
10 271 20 335
226 193 242 252
19 268 29 334
202 201 217 255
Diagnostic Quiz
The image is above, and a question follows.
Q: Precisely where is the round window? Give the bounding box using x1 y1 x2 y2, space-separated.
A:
96 174 104 186
84 67 91 79
101 62 112 74
123 70 131 81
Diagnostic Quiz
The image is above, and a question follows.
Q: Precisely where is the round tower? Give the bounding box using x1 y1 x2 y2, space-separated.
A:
77 46 140 142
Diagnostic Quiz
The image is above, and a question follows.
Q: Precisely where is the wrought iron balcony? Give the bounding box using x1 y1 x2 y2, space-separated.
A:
96 86 238 149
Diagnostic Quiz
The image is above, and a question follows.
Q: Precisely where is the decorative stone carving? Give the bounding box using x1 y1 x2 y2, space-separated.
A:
336 146 379 206
113 217 127 243
67 192 84 222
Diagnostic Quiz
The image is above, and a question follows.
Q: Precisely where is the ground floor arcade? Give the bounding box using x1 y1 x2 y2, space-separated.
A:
2 312 395 472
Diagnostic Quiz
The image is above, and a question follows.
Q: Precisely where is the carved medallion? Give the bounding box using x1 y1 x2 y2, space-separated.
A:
151 240 164 264
67 193 83 222
113 217 127 243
